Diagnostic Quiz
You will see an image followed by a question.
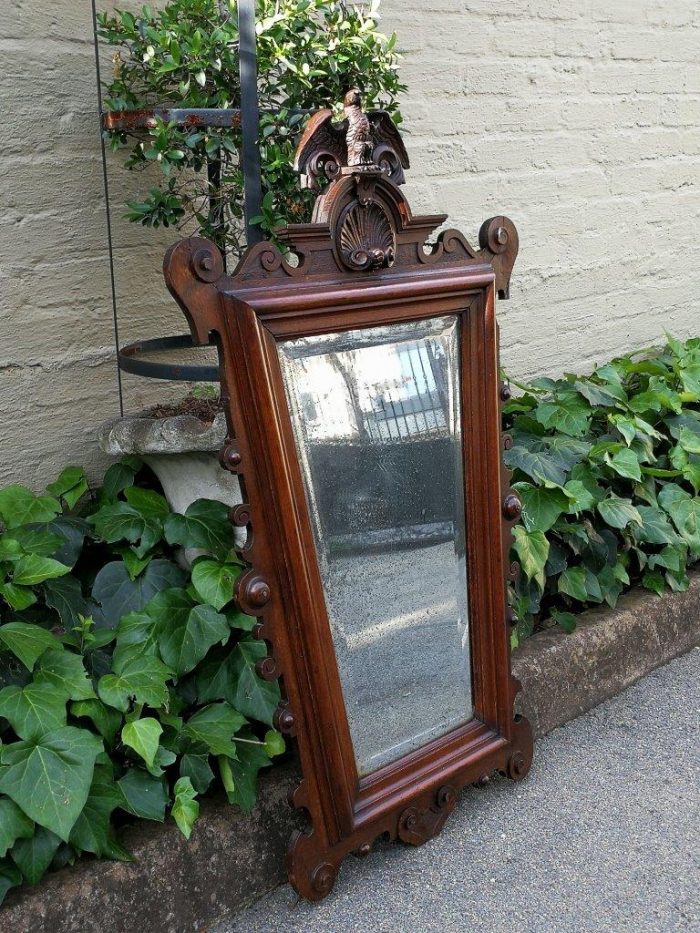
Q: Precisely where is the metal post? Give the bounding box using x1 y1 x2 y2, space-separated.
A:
238 0 264 245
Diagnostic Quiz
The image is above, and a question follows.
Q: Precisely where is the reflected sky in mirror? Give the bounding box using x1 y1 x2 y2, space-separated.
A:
279 316 472 776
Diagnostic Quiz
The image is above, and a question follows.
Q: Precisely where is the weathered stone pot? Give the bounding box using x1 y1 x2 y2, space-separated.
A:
98 412 245 552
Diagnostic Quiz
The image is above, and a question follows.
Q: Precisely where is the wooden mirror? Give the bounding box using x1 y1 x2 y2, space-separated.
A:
164 94 532 901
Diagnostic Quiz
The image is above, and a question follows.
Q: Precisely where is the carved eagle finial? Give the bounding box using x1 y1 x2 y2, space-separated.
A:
293 89 410 190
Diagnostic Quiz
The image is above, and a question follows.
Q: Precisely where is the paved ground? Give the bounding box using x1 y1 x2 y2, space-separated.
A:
222 649 700 933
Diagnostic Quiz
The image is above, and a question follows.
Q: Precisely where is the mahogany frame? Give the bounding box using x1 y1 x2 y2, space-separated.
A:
164 165 532 901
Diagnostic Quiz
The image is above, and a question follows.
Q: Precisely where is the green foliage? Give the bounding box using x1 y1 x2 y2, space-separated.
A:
0 463 285 904
98 0 404 256
506 335 700 645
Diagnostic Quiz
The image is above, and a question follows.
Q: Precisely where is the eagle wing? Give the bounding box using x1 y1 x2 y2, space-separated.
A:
368 111 410 169
293 109 348 190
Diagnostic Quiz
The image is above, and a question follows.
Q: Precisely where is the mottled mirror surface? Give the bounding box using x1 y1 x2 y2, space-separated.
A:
278 316 472 776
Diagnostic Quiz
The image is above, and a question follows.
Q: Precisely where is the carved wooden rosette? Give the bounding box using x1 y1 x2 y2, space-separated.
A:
164 142 531 902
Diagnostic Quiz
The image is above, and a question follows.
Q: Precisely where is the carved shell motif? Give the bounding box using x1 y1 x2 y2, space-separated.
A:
338 201 396 272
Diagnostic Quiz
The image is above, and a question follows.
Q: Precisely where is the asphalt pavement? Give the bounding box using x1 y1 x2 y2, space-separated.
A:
221 649 700 933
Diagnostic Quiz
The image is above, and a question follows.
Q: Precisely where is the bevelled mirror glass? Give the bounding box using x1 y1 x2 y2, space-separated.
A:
279 315 472 776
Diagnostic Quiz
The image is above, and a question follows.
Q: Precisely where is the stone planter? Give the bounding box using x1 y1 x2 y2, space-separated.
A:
98 413 245 551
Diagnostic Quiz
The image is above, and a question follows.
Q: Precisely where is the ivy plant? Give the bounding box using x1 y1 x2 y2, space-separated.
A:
505 334 700 645
98 0 405 257
0 460 283 904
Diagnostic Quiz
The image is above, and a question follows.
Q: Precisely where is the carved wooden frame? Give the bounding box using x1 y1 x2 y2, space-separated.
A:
164 162 532 901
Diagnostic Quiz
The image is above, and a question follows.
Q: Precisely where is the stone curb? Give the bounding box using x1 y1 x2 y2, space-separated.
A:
4 574 699 933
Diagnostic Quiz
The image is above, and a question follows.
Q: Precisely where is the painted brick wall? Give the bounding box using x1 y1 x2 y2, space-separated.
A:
1 0 699 486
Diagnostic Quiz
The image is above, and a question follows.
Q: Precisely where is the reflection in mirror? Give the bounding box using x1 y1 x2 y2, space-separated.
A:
279 316 472 776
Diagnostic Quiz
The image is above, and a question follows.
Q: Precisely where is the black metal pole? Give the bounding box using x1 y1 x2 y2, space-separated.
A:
238 0 263 245
90 0 124 415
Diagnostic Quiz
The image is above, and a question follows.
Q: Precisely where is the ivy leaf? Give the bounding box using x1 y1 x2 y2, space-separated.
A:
158 603 230 676
0 623 59 671
34 648 95 701
100 457 142 500
0 798 34 858
124 487 170 519
563 480 597 513
642 570 666 595
634 507 679 545
164 499 236 558
117 769 167 822
92 559 187 628
550 609 577 633
69 767 130 860
98 655 172 712
172 776 199 839
43 576 89 631
229 639 281 726
219 739 272 813
88 502 161 557
111 610 161 670
179 751 214 794
0 583 37 612
8 528 63 558
503 446 568 486
191 559 241 611
183 702 246 757
0 682 68 740
12 554 71 586
678 426 700 454
10 826 61 885
535 395 590 437
557 566 587 602
514 483 568 533
49 516 89 567
0 486 61 529
607 448 642 482
121 718 163 768
46 467 88 510
0 860 22 906
71 699 123 746
512 527 549 589
597 495 642 529
0 726 103 841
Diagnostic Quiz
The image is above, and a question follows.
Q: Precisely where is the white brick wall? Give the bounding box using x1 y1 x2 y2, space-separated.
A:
1 0 699 486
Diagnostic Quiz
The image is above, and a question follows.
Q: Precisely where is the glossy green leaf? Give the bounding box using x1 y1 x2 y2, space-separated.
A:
229 639 281 726
191 559 241 611
0 486 61 529
117 769 167 822
179 751 214 794
0 623 59 671
12 554 71 586
163 499 235 558
0 798 34 858
634 507 679 545
124 487 170 519
35 648 95 701
158 602 230 676
10 826 61 885
512 527 549 589
515 483 568 533
172 776 199 839
557 566 587 602
121 717 162 768
607 448 642 482
92 559 187 628
219 739 272 813
597 495 642 529
0 584 37 612
0 682 67 740
69 767 129 860
98 655 172 712
46 467 88 510
0 727 103 841
183 702 246 757
70 699 123 746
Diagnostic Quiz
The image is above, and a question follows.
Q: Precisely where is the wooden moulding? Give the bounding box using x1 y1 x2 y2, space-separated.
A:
163 114 531 900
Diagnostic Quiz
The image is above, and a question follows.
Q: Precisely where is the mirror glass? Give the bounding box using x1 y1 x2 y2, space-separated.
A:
278 315 472 776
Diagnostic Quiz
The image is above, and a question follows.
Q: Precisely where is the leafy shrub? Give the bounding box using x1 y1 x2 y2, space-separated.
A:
98 0 405 255
0 459 284 903
505 335 700 645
